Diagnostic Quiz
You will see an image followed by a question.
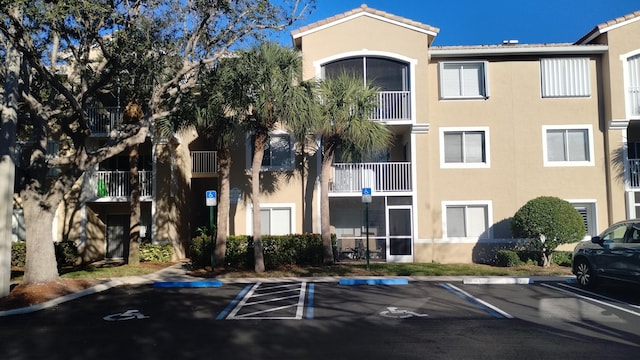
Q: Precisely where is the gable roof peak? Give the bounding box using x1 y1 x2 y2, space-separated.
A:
291 4 439 43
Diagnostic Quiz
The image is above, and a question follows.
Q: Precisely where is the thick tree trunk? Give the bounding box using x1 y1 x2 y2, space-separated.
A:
128 144 140 266
320 150 335 265
215 149 231 264
22 194 59 284
0 11 21 295
252 133 266 273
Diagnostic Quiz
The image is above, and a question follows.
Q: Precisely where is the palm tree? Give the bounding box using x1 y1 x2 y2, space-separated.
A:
306 74 393 265
194 62 243 265
237 42 304 272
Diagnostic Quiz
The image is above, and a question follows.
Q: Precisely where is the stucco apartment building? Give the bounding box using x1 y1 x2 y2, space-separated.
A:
38 4 639 265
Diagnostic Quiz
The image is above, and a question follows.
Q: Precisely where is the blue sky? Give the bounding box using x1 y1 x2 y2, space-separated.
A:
281 0 640 46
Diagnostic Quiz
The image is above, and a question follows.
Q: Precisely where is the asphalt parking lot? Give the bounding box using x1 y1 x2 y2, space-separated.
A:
1 278 639 359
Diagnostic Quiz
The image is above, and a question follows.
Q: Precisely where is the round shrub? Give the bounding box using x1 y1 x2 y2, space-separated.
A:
511 196 585 266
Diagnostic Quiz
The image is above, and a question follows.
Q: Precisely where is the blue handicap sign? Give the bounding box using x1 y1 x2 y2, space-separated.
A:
206 190 217 206
362 188 372 195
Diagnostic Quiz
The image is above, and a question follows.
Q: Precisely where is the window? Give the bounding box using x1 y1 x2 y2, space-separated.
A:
625 54 640 117
543 125 594 166
322 57 409 91
247 132 293 170
601 223 627 244
570 201 596 237
443 202 490 239
259 206 293 235
540 58 591 97
440 127 490 168
439 61 489 99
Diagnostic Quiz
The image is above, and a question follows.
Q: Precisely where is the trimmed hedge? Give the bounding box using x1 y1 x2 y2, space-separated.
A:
190 234 337 269
496 249 572 267
140 243 173 262
11 241 79 268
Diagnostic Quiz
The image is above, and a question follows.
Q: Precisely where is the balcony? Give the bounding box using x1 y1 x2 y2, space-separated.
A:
87 107 123 136
371 91 411 122
88 170 153 199
191 151 218 177
329 162 412 194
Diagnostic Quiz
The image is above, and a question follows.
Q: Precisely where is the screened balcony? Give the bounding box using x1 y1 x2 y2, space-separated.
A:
88 170 153 199
323 56 412 123
329 162 412 194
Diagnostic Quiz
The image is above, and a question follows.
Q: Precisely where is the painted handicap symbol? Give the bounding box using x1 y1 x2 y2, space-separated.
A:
103 309 150 321
379 306 428 319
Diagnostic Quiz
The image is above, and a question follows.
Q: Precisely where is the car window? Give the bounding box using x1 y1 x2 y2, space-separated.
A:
601 223 628 243
627 224 640 243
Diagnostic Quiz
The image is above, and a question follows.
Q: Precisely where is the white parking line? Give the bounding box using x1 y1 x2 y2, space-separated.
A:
541 283 640 317
226 282 308 320
440 283 513 319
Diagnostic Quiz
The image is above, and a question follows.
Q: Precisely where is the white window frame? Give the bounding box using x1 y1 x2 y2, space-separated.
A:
620 50 640 119
542 125 594 167
439 127 490 169
247 203 296 236
245 130 294 171
540 57 591 98
439 61 489 100
441 201 493 241
568 200 597 239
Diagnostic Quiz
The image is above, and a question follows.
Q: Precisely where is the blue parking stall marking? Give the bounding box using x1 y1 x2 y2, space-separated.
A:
440 283 513 319
216 284 253 320
154 280 222 288
306 283 315 319
339 278 409 286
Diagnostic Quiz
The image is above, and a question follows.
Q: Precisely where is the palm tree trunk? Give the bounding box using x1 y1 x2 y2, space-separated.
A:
215 148 231 264
252 133 267 272
321 148 335 265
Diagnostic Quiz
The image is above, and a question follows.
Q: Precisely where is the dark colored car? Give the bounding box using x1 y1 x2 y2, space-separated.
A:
572 219 640 288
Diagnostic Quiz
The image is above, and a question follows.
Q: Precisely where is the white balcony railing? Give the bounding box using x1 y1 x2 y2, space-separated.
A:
87 107 123 135
629 159 640 188
371 91 411 121
330 162 412 193
92 170 153 198
191 151 218 175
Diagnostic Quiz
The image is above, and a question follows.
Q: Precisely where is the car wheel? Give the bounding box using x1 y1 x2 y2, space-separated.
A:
575 258 597 288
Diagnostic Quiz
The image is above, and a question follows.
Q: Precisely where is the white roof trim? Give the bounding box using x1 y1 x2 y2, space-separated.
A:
292 11 437 40
430 45 608 57
579 16 640 44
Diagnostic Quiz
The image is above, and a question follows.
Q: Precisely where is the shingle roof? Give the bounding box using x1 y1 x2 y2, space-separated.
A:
290 4 439 39
577 10 640 44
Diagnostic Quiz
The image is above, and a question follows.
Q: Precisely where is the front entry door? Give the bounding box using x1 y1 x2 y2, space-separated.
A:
386 206 413 262
107 215 129 259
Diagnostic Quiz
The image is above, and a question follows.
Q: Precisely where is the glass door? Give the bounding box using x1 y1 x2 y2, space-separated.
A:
386 206 413 262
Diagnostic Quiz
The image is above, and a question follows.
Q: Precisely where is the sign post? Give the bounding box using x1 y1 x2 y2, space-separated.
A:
206 190 217 269
362 187 372 271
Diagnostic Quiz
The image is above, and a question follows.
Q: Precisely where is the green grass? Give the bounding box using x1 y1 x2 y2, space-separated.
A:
12 261 573 282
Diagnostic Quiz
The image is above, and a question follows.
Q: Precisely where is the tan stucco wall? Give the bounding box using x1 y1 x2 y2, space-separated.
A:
423 56 610 241
224 130 320 236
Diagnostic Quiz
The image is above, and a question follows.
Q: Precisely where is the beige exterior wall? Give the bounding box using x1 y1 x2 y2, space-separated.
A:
291 6 640 264
425 56 609 238
225 129 320 237
597 19 640 223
